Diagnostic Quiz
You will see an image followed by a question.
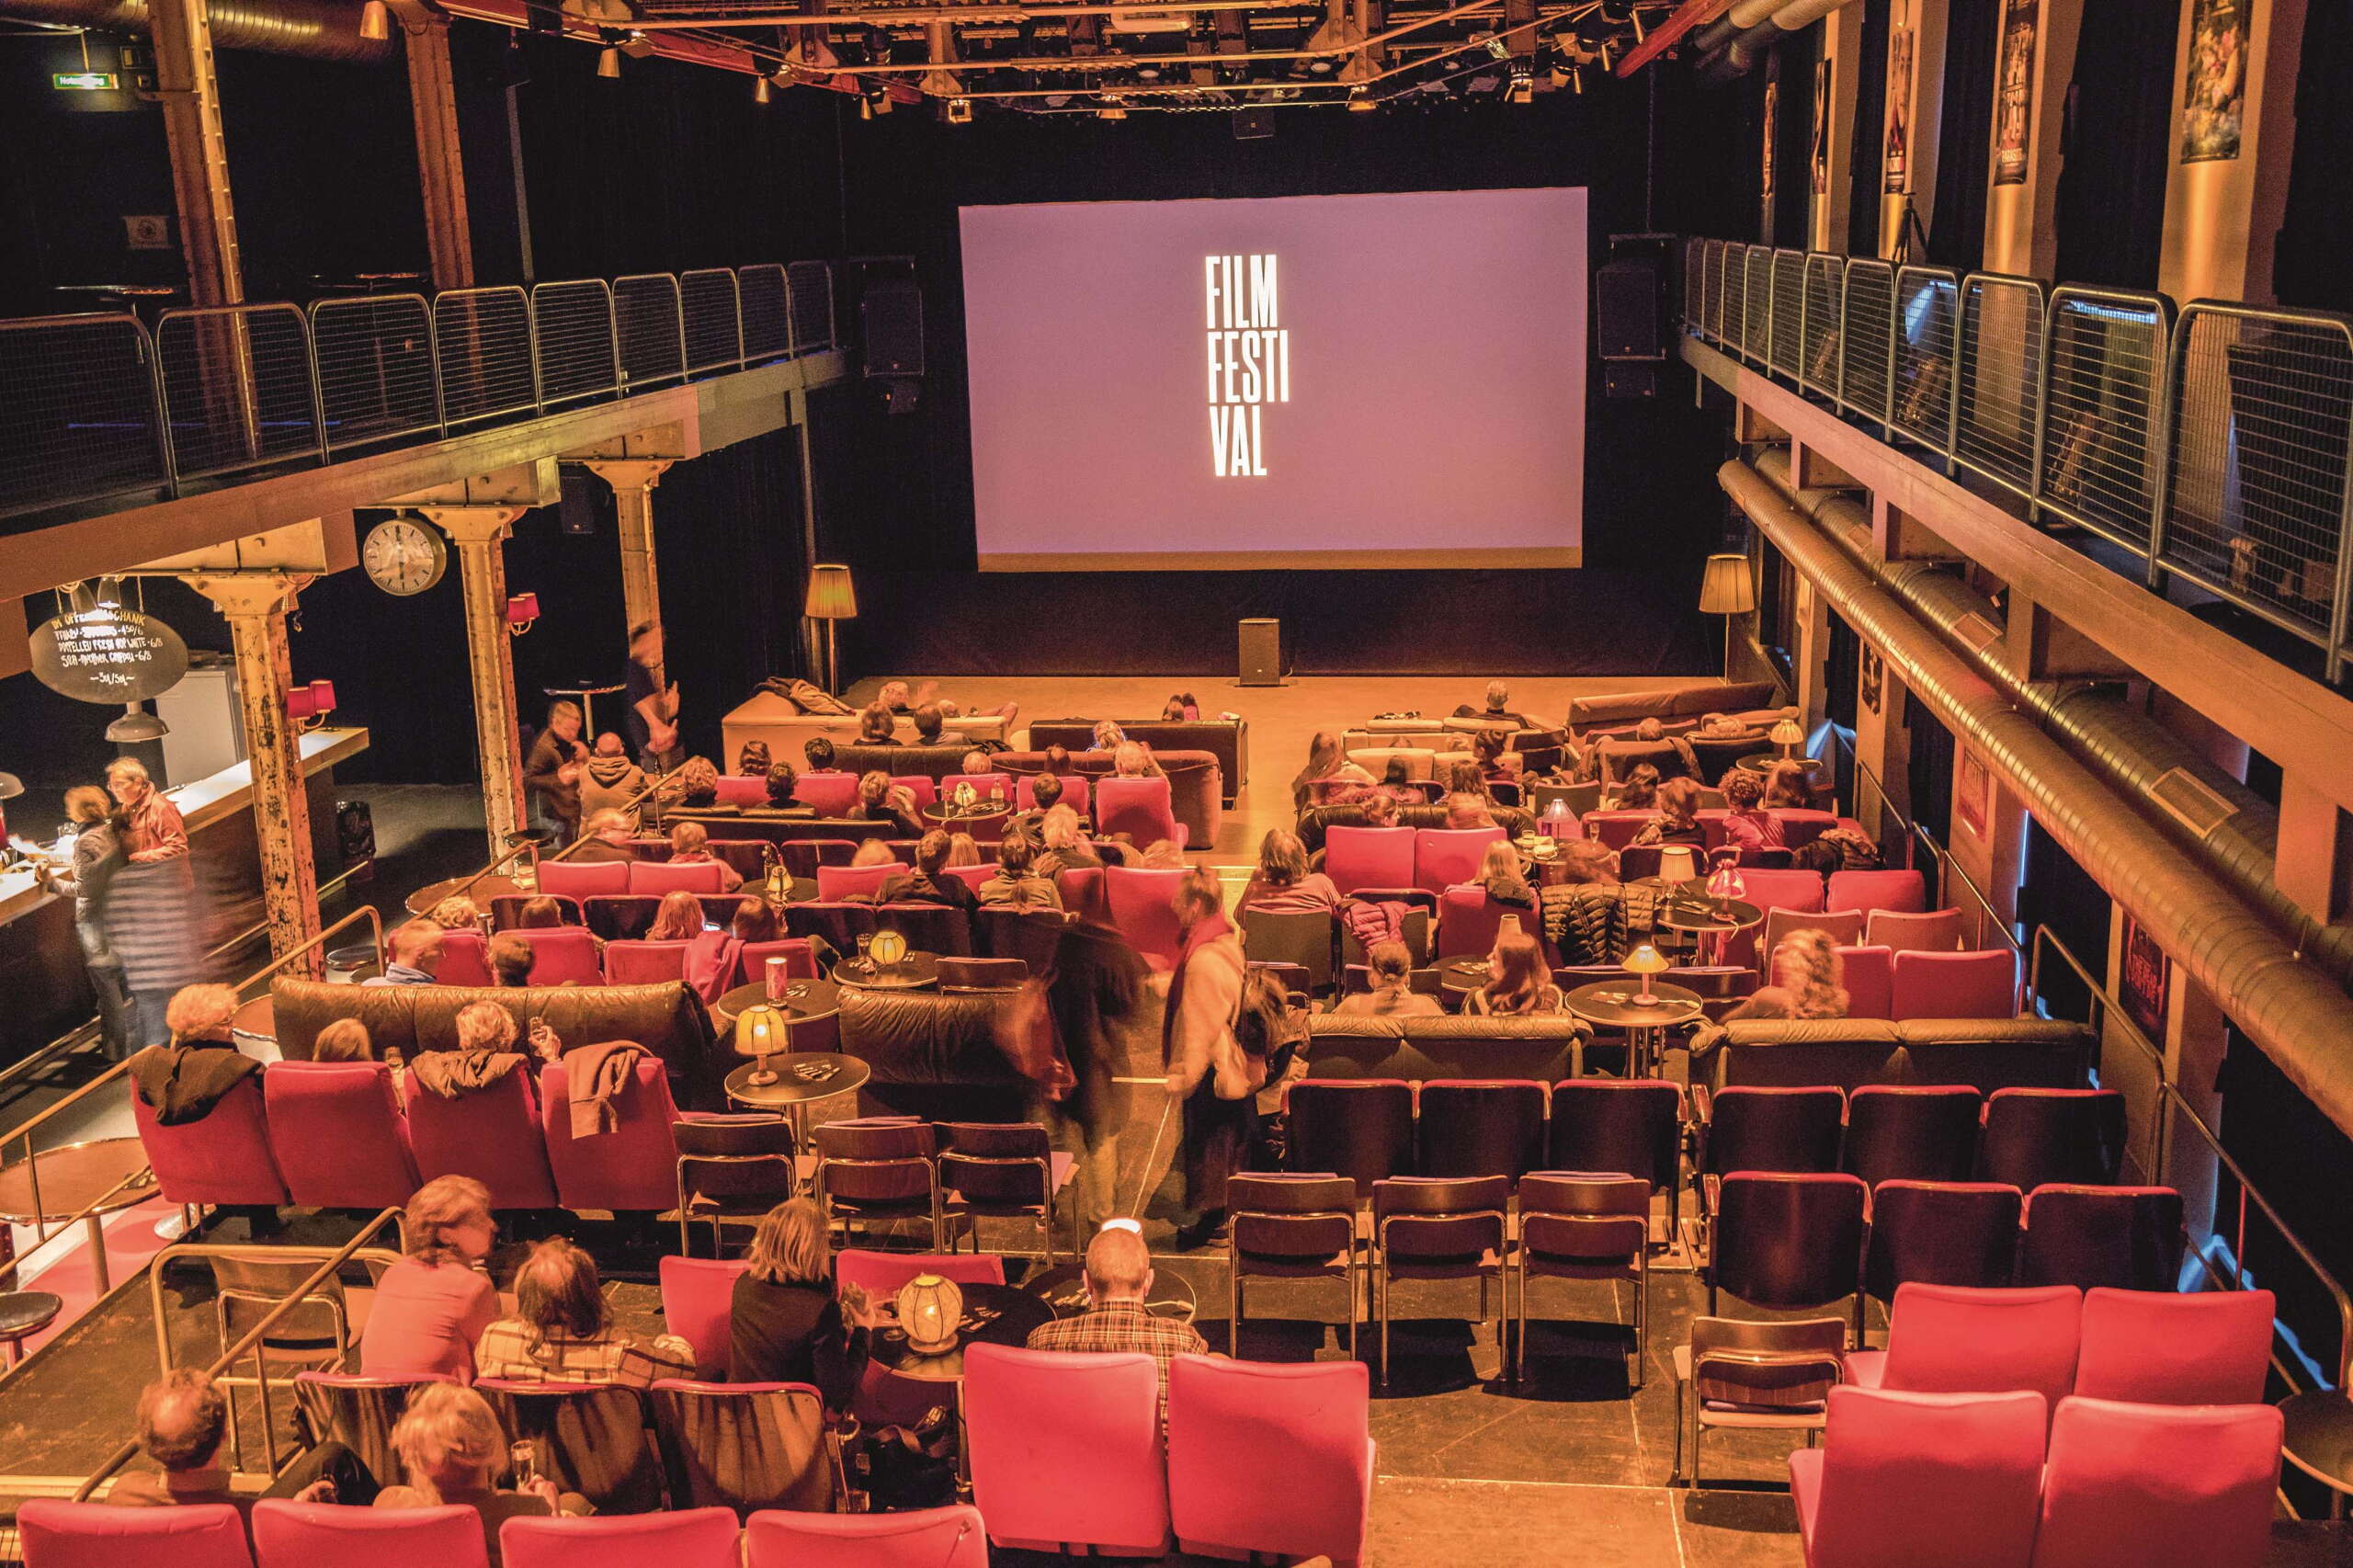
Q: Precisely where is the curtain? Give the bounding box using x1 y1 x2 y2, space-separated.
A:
2052 0 2176 289
1927 0 2001 272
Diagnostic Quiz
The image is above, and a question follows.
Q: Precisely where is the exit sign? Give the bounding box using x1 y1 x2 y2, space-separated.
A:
52 71 119 90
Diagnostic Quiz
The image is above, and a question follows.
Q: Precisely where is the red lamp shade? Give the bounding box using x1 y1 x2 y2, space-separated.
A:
506 593 540 624
309 679 336 713
288 688 318 721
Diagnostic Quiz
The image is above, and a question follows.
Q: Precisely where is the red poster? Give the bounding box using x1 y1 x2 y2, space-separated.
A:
2120 915 2170 1041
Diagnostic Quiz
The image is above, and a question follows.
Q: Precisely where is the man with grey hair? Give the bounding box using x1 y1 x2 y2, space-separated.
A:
1024 1226 1209 1420
108 1369 343 1512
1454 680 1533 730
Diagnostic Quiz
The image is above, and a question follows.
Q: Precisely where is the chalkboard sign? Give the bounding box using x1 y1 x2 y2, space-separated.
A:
28 605 190 704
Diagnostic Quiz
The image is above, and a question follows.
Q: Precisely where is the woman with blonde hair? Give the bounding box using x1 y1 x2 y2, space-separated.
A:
1336 939 1441 1017
1111 740 1164 779
729 1198 874 1406
944 831 983 869
645 888 704 943
1236 828 1341 919
1726 928 1850 1021
311 1017 376 1063
1454 838 1536 913
1036 803 1101 876
513 895 567 929
1463 930 1565 1017
666 819 744 892
1444 791 1498 832
164 983 240 1047
373 1383 585 1560
358 1176 498 1380
432 896 483 931
1290 730 1371 811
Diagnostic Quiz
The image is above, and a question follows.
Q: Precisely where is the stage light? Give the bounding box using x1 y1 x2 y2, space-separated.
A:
1136 62 1161 80
1478 30 1509 59
754 74 771 102
619 28 654 57
1507 62 1532 103
358 0 390 40
1097 97 1126 119
1347 83 1373 110
946 94 972 121
597 45 620 77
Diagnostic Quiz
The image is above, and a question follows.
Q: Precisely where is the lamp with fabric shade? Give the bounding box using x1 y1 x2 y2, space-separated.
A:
1621 942 1671 1005
1770 718 1805 759
733 1002 790 1086
868 927 908 970
1656 845 1700 884
894 1273 963 1355
1698 552 1756 676
802 564 858 695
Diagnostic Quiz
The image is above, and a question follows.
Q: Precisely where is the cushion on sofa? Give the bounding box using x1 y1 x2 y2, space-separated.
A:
1568 681 1782 732
1304 1013 1593 1083
1687 1016 2094 1094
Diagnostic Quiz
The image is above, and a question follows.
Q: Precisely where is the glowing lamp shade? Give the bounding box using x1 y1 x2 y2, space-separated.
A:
802 564 858 619
951 780 976 810
733 1002 790 1085
309 679 336 712
1770 719 1806 756
1707 864 1747 903
1697 553 1756 615
1622 940 1671 1003
506 592 540 624
895 1273 963 1355
868 927 909 968
288 688 318 721
1656 846 1700 884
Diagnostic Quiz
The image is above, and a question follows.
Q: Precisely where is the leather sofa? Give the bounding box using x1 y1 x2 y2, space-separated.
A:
835 985 1037 1122
1293 801 1538 854
994 751 1223 846
269 976 724 1103
1567 680 1783 733
827 742 995 778
722 691 1008 762
1686 1017 2095 1094
1026 720 1248 807
1303 1013 1594 1083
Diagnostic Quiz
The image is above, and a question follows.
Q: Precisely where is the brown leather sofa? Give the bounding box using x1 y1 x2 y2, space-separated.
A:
1293 801 1537 854
269 977 723 1102
994 750 1223 846
1303 1014 1594 1082
1686 1017 2095 1094
1026 721 1248 807
835 985 1037 1122
1568 680 1783 733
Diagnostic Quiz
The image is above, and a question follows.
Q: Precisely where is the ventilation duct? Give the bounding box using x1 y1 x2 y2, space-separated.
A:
0 0 396 62
1724 457 2353 1139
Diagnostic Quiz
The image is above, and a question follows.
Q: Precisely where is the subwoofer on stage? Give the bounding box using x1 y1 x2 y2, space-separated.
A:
1238 618 1283 686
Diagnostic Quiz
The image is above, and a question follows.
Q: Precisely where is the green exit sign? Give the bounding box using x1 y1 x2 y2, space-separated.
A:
52 71 119 90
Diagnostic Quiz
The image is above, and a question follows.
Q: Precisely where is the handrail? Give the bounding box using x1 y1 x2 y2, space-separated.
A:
1822 725 2023 960
146 1239 404 1381
0 1165 153 1299
73 1207 402 1500
446 835 542 905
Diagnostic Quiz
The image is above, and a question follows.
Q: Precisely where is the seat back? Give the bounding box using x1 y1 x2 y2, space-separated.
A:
133 1074 290 1207
1741 868 1829 914
1323 827 1416 894
1835 945 1894 1020
1712 1172 1867 1312
603 939 689 985
714 775 769 808
1802 1387 2046 1568
980 906 1074 971
1434 888 1511 960
582 896 660 943
1415 1080 1546 1181
1546 1080 1684 1193
1826 869 1928 915
291 1373 437 1494
833 1249 1006 1297
743 1506 989 1568
1865 1182 2025 1301
2073 1287 2275 1405
1761 907 1863 958
962 1345 1170 1554
1370 1175 1511 1261
1165 1358 1371 1566
1980 1088 2126 1190
676 1114 798 1209
18 1500 256 1568
513 927 604 986
940 862 996 895
1704 1085 1846 1175
1843 1085 1981 1186
1228 1174 1357 1264
1096 777 1184 850
793 772 861 816
631 860 727 896
1413 827 1506 894
2018 1186 2185 1291
491 894 580 932
1686 1314 1846 1411
1052 866 1107 923
539 1058 679 1213
250 1501 486 1568
401 1070 559 1209
735 939 818 990
938 956 1029 992
776 838 860 879
937 1120 1053 1209
1866 907 1966 954
874 903 971 959
1518 1174 1648 1261
2030 1398 2281 1568
816 863 897 901
1017 773 1090 815
1103 867 1188 971
1242 910 1336 992
1286 1080 1415 1190
658 1256 751 1381
263 1061 420 1210
813 1119 937 1207
477 1381 665 1514
432 929 494 986
889 776 939 811
539 860 631 900
781 901 876 951
647 1380 835 1514
1892 949 2019 1021
501 1509 744 1568
1877 1282 2080 1408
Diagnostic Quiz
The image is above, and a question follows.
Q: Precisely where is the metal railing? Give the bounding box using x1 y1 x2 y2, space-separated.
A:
0 260 839 524
1682 238 2353 682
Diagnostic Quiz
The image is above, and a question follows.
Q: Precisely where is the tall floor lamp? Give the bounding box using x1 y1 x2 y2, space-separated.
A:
804 564 858 696
1698 553 1756 677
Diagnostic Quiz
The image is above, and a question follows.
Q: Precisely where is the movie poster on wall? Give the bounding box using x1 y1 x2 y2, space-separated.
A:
2181 0 2250 163
1883 0 1915 196
1993 0 2039 187
2120 914 2171 1042
1810 57 1833 197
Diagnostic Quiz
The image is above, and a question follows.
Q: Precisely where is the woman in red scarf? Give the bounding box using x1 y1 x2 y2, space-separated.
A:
1162 869 1262 1250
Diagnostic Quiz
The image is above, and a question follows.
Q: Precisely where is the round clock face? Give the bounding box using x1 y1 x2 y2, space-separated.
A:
363 516 448 597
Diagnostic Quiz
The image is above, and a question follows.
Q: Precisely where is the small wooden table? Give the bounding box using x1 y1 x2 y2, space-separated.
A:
923 801 1009 830
1563 980 1703 1077
723 1051 870 1145
868 1283 1056 1382
1656 897 1764 966
835 951 942 992
0 1138 158 1294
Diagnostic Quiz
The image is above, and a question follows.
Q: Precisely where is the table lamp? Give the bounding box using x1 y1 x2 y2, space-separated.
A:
895 1273 963 1355
1657 845 1700 884
1697 552 1756 676
1621 942 1671 1006
1707 860 1746 915
803 564 857 696
869 926 908 971
1770 718 1806 761
733 1002 790 1087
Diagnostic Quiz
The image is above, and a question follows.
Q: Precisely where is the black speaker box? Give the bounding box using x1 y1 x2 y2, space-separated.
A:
861 278 926 379
1596 256 1664 361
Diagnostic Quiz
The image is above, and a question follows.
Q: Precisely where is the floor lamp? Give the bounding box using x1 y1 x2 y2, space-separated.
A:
1698 553 1756 679
804 563 857 695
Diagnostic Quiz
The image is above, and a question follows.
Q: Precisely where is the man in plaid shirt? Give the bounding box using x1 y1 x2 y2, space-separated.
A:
1025 1225 1208 1420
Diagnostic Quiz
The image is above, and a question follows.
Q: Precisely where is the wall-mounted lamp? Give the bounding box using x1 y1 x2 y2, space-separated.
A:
506 592 540 637
288 679 337 733
358 0 390 40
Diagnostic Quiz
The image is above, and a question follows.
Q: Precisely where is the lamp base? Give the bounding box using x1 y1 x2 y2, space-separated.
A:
904 1329 960 1356
745 1056 779 1087
1626 992 1662 1007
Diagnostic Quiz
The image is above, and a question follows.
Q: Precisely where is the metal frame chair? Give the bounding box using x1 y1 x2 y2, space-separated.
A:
1515 1173 1651 1387
1370 1175 1512 1384
811 1119 947 1252
674 1113 800 1256
1671 1314 1846 1487
936 1120 1074 1266
1227 1173 1360 1361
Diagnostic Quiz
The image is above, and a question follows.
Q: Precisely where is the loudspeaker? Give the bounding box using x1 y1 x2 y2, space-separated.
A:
1232 107 1275 140
1238 618 1283 686
1595 256 1664 361
860 277 925 379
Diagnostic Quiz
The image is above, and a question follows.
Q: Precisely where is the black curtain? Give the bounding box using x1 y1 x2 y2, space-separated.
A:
2276 0 2353 311
1770 32 1821 247
2052 0 2176 288
1848 0 1893 256
1928 0 2000 272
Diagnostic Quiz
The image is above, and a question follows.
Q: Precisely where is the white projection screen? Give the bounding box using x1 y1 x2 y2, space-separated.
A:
960 187 1588 571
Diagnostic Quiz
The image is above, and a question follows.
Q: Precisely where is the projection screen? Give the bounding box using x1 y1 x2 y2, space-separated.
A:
960 187 1588 571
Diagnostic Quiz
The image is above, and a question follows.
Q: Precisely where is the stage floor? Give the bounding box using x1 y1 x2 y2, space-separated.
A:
846 672 1728 855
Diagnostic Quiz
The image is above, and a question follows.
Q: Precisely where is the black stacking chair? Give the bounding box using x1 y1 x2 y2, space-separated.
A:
1863 1180 2023 1302
1287 1080 1415 1192
1843 1085 1983 1187
1229 1173 1361 1360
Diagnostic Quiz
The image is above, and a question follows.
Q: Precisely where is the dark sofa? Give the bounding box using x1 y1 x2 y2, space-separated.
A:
1686 1017 2096 1093
835 985 1038 1122
1304 1013 1594 1082
1025 720 1249 807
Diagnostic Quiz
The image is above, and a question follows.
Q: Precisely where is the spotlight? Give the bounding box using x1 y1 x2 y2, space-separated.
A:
358 0 390 40
619 28 654 57
946 94 972 121
1347 83 1373 110
597 44 620 77
755 74 772 102
1507 62 1532 103
1136 62 1161 80
1570 63 1584 93
1097 96 1126 118
1597 40 1613 70
1476 30 1508 60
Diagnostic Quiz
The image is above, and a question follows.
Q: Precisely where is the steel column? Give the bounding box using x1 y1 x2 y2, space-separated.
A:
423 506 529 854
403 17 475 293
148 0 244 307
585 459 673 637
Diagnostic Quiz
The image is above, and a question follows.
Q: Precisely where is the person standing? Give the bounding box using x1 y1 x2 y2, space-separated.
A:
1163 869 1261 1251
625 620 682 772
101 758 200 1049
523 700 588 842
108 757 188 862
1034 912 1150 1234
39 787 135 1058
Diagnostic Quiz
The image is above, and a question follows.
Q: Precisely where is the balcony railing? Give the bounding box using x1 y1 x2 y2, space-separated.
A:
1684 237 2353 684
0 260 839 526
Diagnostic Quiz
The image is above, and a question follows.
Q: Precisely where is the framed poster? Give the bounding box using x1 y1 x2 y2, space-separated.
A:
1957 748 1992 837
1993 0 2039 187
1884 0 1915 196
2181 0 2250 164
2120 914 2170 1041
1810 57 1833 198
